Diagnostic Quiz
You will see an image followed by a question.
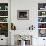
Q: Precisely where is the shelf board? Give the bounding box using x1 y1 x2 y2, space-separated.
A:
38 16 46 17
0 16 8 17
38 28 46 29
0 10 8 11
38 22 46 23
38 10 46 11
0 22 8 23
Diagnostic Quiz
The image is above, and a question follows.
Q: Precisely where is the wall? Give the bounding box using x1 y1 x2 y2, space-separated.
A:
11 0 46 30
11 0 38 30
11 0 46 46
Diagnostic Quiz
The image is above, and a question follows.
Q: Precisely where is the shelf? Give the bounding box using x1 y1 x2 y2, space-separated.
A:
0 22 8 23
38 15 46 17
0 3 8 37
0 16 8 17
38 28 46 29
38 22 46 23
0 10 8 11
38 10 46 11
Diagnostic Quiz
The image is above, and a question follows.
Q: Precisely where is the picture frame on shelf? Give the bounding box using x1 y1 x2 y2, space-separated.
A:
38 17 46 22
0 17 8 22
17 10 29 20
0 3 8 10
0 11 8 16
38 29 46 37
38 3 46 10
0 23 8 37
5 6 8 10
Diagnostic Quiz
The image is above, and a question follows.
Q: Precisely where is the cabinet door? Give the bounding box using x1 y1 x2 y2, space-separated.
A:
38 38 46 46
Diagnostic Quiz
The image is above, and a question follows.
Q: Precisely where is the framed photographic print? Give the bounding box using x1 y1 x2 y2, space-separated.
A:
17 10 29 20
38 29 46 37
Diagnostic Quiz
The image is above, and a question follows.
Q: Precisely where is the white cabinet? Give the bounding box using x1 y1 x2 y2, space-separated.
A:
38 3 46 37
9 30 32 46
0 0 8 45
0 0 11 45
0 35 8 45
38 37 46 46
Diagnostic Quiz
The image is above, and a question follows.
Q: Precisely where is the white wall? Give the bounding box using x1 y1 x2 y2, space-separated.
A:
11 0 38 30
11 0 46 46
11 0 46 30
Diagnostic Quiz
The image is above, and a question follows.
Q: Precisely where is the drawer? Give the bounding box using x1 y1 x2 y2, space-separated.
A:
0 37 8 45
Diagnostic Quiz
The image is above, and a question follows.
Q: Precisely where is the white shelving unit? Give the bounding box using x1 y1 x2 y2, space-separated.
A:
0 3 8 37
0 2 9 45
38 3 46 37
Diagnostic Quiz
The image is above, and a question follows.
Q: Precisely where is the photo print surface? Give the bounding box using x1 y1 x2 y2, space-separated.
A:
17 10 29 20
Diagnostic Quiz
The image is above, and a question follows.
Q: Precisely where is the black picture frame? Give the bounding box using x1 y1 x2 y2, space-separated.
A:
17 10 29 20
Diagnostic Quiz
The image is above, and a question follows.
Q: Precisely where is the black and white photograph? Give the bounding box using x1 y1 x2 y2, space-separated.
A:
38 29 46 37
17 10 29 20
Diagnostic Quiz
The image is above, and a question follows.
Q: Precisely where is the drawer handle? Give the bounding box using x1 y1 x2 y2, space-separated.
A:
43 39 45 40
1 39 3 40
